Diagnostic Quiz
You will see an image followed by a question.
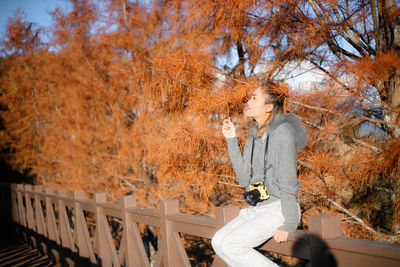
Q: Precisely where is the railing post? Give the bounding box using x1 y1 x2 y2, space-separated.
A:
34 185 47 255
121 195 150 267
308 214 342 239
34 185 47 236
57 188 76 252
17 184 26 228
215 206 240 229
45 187 61 264
160 199 185 267
94 193 112 266
45 187 60 244
24 184 36 235
11 184 19 224
211 206 240 267
121 195 136 267
73 190 96 264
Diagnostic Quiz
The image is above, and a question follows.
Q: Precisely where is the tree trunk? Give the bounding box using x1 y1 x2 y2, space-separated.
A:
376 0 400 137
236 40 246 77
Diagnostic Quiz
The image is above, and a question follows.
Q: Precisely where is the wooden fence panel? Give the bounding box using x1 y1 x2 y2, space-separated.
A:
4 183 400 267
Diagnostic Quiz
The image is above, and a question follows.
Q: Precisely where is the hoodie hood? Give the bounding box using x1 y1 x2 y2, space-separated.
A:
249 113 308 151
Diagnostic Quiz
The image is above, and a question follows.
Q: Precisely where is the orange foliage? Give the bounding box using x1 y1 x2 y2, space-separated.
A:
1 0 400 244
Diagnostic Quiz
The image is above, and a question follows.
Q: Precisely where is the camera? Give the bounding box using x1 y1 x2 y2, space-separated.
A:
244 182 270 206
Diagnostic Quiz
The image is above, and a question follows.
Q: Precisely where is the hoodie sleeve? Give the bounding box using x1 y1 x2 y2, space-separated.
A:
226 136 253 186
271 123 300 233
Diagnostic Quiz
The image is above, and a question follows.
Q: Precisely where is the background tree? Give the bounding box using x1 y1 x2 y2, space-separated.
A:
170 0 400 239
1 2 399 259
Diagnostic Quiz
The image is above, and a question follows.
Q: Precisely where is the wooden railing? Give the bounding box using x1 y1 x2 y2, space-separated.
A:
1 183 400 267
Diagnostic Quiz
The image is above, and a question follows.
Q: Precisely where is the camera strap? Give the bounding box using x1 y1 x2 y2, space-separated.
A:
250 138 255 181
249 134 270 184
263 135 270 184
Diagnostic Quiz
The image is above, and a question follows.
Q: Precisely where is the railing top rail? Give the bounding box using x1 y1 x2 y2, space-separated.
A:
167 212 216 228
326 236 400 259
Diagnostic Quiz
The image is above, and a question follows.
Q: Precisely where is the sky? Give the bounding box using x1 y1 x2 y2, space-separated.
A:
0 0 70 37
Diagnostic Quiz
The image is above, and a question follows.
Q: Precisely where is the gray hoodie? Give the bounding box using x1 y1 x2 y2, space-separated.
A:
226 113 308 233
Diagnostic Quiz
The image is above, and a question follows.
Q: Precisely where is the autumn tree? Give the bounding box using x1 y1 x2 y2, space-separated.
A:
1 0 400 254
167 0 400 238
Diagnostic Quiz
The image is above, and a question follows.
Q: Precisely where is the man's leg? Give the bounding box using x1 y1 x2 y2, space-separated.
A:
218 202 285 267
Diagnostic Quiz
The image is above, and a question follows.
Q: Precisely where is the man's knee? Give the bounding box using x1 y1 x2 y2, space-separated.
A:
211 231 223 252
219 235 249 256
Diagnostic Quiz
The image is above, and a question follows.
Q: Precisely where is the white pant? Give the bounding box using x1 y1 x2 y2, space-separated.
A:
211 200 288 267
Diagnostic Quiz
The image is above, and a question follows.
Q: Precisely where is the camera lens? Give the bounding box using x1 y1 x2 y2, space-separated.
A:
244 190 261 205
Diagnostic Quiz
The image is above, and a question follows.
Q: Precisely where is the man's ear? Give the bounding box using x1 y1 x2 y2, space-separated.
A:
265 103 274 113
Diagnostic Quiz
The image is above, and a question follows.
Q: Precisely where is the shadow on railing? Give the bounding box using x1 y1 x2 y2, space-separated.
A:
1 183 400 267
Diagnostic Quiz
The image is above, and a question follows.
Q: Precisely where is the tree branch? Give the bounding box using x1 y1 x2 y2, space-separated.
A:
217 181 243 187
305 57 376 116
298 160 315 170
345 135 383 152
291 100 385 125
297 115 384 152
330 2 372 54
307 190 383 237
333 4 375 55
307 0 359 60
368 0 379 46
